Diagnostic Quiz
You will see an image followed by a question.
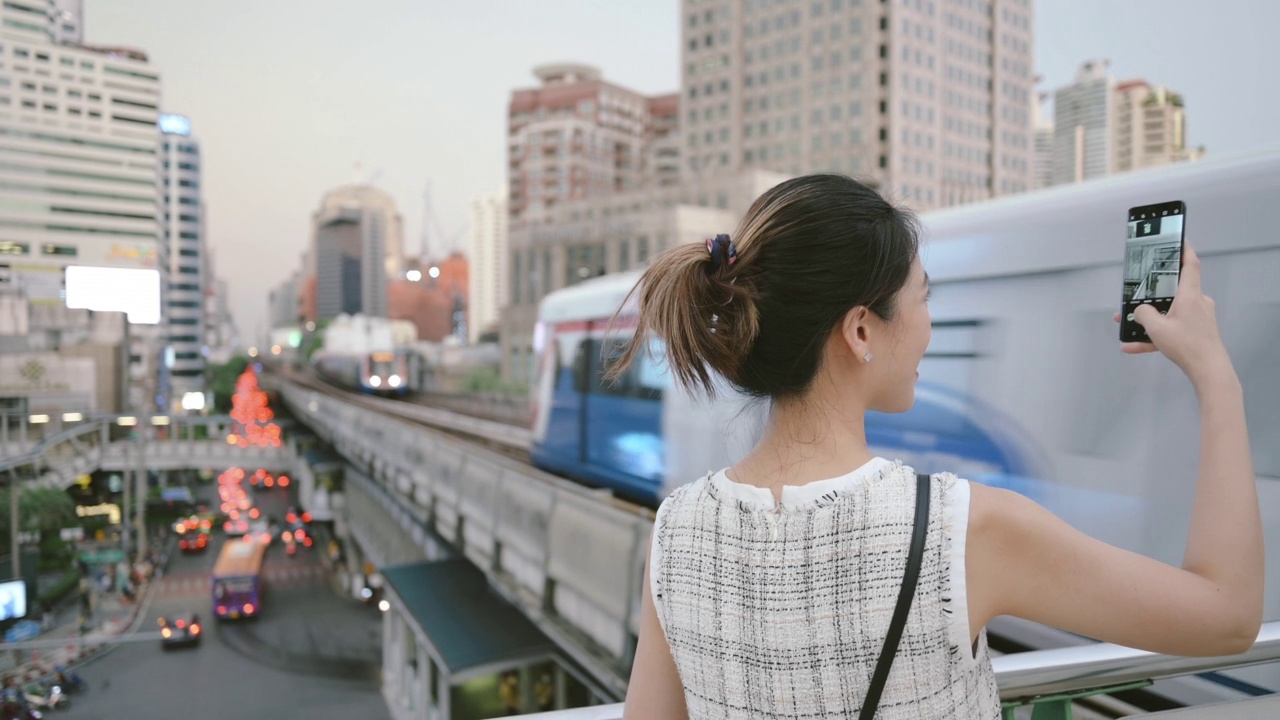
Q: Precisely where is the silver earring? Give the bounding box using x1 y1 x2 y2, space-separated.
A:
863 352 873 363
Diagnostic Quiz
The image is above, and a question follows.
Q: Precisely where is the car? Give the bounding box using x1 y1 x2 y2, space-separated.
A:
243 520 274 546
158 614 202 649
177 531 209 554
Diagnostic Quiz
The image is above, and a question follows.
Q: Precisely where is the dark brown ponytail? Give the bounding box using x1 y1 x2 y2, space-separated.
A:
608 236 758 398
610 174 919 402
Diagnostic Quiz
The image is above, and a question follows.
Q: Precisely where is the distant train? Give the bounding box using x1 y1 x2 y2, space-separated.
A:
529 150 1280 639
312 348 418 397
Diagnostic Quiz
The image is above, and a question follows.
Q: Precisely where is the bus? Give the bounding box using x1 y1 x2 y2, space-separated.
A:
211 538 267 620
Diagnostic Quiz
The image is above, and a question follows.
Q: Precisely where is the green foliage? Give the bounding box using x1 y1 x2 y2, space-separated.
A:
460 366 527 396
0 487 77 538
37 566 82 608
209 355 251 412
0 487 77 566
37 533 71 572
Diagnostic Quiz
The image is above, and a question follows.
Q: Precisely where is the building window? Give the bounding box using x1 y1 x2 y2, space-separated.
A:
41 244 77 257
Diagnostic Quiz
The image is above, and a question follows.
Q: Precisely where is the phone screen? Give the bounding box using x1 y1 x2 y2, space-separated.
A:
1121 201 1185 342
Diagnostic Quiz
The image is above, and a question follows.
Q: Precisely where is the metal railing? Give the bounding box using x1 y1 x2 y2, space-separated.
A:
506 621 1280 719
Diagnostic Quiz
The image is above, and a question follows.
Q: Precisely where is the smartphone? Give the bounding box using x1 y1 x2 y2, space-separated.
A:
1121 201 1186 343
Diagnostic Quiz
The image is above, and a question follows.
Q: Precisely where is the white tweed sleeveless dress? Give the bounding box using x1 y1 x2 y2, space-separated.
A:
650 457 1000 719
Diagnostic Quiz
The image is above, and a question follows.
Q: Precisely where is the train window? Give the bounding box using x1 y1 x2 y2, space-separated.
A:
572 339 596 394
635 339 670 400
596 339 636 397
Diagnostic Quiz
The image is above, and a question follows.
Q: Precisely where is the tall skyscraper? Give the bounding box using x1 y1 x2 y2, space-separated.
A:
158 114 206 411
507 63 678 227
1051 60 1203 187
310 185 404 321
1051 59 1112 185
680 0 1034 209
0 1 162 411
1031 89 1053 190
467 193 507 344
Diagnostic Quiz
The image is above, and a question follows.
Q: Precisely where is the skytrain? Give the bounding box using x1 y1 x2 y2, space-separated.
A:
529 150 1280 665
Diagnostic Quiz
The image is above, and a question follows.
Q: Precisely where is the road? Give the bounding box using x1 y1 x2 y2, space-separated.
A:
58 482 389 720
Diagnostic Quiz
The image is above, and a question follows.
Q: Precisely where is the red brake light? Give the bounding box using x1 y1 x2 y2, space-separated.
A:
216 605 227 615
244 603 255 614
301 512 312 523
176 619 185 628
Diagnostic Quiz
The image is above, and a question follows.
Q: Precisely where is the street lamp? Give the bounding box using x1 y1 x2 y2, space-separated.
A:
406 269 422 282
428 266 440 279
247 347 259 358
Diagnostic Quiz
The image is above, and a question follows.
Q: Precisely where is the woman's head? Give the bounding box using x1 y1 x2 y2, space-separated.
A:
613 174 929 413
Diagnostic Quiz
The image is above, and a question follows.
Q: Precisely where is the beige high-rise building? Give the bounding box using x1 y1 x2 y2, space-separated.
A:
1112 80 1203 174
680 0 1034 209
467 193 508 344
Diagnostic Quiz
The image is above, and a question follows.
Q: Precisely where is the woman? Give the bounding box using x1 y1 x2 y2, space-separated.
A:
617 175 1262 719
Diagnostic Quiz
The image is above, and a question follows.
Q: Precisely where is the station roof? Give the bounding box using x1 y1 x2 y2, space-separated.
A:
382 559 557 681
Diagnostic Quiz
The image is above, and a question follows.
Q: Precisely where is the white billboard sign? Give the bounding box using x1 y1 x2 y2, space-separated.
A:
64 266 160 324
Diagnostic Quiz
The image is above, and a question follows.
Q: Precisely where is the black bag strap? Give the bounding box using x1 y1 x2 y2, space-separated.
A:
858 471 932 720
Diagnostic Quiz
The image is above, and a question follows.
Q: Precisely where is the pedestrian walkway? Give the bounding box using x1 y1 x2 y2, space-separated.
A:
0 574 151 684
0 541 172 684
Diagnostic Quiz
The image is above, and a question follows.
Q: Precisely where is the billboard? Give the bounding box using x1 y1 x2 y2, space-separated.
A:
0 579 27 622
64 265 161 324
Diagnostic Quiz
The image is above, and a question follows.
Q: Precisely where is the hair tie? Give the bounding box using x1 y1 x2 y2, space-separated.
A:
706 233 737 271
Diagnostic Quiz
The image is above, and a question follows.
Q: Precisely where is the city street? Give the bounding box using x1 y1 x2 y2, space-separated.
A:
57 483 389 720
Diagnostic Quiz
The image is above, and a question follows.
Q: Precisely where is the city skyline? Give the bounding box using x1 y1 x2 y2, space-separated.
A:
85 0 1280 339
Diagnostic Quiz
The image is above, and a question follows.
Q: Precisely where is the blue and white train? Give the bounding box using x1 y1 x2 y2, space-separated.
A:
530 149 1280 645
313 348 417 397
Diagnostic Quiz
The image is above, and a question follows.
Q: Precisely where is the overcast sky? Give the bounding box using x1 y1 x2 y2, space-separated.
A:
85 1 1280 342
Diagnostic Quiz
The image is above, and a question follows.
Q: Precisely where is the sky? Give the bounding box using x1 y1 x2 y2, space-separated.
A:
85 1 1280 344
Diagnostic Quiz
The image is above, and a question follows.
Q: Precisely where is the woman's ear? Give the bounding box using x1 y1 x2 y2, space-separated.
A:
839 306 873 362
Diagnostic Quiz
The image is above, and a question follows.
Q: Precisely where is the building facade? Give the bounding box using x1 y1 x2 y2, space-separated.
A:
1050 60 1204 187
204 277 238 364
508 63 679 227
158 114 205 410
1112 80 1203 174
500 168 789 384
390 254 469 344
311 185 405 321
1031 89 1053 190
679 0 1034 209
268 270 301 330
1050 59 1112 185
0 1 163 411
467 193 507 344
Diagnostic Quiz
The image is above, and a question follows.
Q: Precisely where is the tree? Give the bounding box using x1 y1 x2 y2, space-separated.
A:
209 355 250 413
0 486 77 560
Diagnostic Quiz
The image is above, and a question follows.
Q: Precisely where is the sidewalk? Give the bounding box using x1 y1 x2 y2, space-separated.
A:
0 542 170 683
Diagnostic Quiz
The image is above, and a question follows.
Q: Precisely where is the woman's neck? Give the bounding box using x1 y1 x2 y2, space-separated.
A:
729 394 873 491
